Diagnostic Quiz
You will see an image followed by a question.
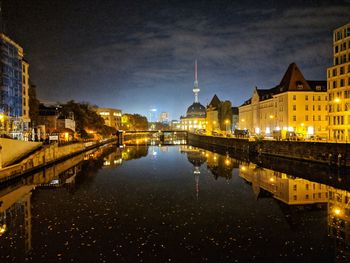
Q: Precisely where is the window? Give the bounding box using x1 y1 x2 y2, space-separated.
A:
305 115 309 121
305 105 309 111
293 116 296 121
293 185 297 191
341 79 345 87
318 96 321 101
305 95 308 101
340 67 344 74
318 115 321 121
293 105 296 111
318 105 321 111
333 80 337 89
306 194 309 199
293 95 296 100
333 68 337 76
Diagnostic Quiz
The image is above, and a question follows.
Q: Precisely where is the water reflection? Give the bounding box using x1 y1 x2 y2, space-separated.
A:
239 162 350 262
1 144 350 262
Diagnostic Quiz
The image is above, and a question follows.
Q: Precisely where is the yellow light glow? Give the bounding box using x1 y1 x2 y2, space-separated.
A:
269 115 274 119
334 98 341 103
0 224 6 236
225 120 229 124
214 156 217 160
333 208 342 216
241 166 247 171
269 177 275 182
205 153 209 157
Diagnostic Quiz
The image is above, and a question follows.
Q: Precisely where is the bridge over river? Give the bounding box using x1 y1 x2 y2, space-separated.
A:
117 130 188 145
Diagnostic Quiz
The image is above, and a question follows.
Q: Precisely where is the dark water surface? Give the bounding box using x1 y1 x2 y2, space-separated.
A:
0 145 349 262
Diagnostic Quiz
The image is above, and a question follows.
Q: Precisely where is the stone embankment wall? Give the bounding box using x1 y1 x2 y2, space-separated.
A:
0 138 42 167
0 138 116 182
188 133 350 166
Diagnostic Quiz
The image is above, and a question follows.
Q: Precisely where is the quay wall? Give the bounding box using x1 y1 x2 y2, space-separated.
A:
188 133 350 166
0 138 117 182
0 138 42 167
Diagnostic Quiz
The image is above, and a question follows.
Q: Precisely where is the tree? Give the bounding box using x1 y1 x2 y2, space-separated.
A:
28 84 40 127
121 114 148 130
218 100 233 131
60 100 106 138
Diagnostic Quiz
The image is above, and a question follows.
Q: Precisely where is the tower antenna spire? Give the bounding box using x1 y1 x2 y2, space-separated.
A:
193 59 200 103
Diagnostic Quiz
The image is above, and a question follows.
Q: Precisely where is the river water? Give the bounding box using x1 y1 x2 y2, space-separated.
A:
0 144 349 262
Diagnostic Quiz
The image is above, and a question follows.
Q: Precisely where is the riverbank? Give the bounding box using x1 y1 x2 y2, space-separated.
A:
188 133 350 167
0 137 117 183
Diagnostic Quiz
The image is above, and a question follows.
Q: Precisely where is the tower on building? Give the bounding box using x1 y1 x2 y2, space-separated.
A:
193 60 200 103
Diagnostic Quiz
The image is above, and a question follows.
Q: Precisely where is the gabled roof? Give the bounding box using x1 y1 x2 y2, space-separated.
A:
208 94 221 109
279 62 312 92
240 63 326 106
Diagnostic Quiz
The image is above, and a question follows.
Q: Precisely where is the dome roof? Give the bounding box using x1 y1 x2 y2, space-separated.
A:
186 102 206 118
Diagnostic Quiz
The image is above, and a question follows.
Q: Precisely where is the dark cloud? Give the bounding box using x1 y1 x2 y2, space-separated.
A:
4 0 350 119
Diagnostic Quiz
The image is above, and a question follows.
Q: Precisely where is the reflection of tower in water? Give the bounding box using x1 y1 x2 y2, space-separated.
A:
181 146 207 199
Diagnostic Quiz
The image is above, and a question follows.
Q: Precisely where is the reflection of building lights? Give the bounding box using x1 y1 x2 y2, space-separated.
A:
333 208 342 216
104 160 111 166
194 170 201 174
152 151 157 156
50 179 60 185
0 224 7 236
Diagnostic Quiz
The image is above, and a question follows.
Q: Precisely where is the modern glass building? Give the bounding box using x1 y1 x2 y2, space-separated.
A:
0 33 23 118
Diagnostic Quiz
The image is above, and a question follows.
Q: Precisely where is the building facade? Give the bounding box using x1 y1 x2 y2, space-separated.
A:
327 22 350 141
159 112 169 124
239 63 328 139
22 60 30 128
96 108 122 130
0 33 25 135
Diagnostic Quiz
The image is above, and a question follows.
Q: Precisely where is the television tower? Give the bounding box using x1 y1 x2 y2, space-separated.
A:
193 60 200 103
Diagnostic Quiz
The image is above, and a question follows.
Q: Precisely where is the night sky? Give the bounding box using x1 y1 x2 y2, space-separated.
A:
4 0 350 120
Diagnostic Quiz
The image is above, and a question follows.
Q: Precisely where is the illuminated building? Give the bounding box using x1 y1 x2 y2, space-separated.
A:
21 60 30 130
38 104 75 141
96 108 122 130
180 60 206 131
239 63 328 139
206 94 235 134
327 22 350 141
159 112 169 124
0 33 30 137
206 94 220 133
